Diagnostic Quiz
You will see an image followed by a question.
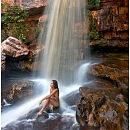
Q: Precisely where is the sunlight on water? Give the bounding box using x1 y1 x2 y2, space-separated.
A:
1 79 79 127
1 79 48 127
37 0 88 85
76 62 91 84
3 99 11 107
1 68 90 127
1 0 89 128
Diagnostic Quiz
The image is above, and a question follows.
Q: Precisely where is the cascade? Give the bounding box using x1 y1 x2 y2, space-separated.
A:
37 0 88 85
1 0 90 128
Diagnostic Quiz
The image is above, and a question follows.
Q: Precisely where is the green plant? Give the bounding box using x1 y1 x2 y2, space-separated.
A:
87 0 100 10
88 15 102 40
1 2 29 42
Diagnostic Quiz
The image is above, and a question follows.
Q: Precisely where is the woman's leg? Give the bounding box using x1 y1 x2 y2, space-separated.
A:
49 98 59 110
38 98 59 115
38 98 50 115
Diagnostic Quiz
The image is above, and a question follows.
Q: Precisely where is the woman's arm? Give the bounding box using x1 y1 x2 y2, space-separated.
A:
39 89 58 105
45 89 58 99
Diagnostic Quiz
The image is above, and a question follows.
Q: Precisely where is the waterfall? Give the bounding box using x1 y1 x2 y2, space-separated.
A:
1 0 90 127
76 62 91 84
37 0 88 85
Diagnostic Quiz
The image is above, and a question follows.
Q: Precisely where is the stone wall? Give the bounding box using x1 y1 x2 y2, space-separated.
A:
89 0 129 47
1 0 47 8
2 0 128 47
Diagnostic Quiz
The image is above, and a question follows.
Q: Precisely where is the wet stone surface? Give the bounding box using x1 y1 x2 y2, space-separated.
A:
76 79 128 130
2 113 79 130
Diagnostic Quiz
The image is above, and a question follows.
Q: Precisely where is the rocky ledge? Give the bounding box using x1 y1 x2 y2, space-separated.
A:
76 79 128 130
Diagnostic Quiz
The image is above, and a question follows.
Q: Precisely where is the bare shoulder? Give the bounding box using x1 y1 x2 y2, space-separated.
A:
54 88 58 92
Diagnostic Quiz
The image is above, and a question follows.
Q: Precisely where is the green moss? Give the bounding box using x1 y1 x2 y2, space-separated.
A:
106 53 128 60
87 11 103 40
1 2 29 42
87 0 100 10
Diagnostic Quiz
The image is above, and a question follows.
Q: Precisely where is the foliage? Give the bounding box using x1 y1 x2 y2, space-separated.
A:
87 0 100 10
87 11 102 40
1 2 29 42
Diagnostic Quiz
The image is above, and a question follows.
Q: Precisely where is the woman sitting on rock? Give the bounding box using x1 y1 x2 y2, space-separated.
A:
38 80 60 115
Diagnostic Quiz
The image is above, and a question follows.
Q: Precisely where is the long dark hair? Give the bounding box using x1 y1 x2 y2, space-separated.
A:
52 80 59 96
52 80 58 89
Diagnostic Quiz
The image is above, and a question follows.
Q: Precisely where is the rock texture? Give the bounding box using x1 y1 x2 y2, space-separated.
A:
2 37 29 57
1 80 34 106
2 113 78 130
1 0 47 8
1 52 6 71
89 0 128 47
1 0 129 129
76 79 128 130
1 37 29 71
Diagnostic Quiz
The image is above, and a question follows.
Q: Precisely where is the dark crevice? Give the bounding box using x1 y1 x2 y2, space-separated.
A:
87 73 118 88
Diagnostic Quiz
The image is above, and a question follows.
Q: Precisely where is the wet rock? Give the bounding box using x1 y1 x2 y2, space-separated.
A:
1 80 34 106
89 60 128 81
62 90 80 106
1 52 6 71
88 53 128 98
18 61 41 72
2 113 76 130
76 79 128 130
28 43 45 61
18 43 45 72
18 107 49 121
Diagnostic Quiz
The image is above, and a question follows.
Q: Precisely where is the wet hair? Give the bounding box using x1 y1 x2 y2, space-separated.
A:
52 80 59 89
52 80 59 96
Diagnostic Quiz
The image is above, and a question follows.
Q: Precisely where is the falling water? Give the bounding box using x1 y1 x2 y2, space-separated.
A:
76 62 91 84
38 0 88 85
2 0 90 128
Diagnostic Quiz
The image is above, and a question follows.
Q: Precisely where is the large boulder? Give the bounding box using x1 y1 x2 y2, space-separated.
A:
18 43 45 71
2 113 78 130
76 79 128 130
1 37 29 71
88 52 129 97
1 80 34 106
1 37 29 58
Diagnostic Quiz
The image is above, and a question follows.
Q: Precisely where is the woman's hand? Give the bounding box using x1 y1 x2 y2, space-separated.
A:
39 100 42 105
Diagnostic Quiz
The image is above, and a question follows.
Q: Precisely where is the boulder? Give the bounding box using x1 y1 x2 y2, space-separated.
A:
1 37 29 57
2 113 77 130
76 79 128 130
1 80 34 106
62 90 80 106
1 37 29 72
88 53 128 97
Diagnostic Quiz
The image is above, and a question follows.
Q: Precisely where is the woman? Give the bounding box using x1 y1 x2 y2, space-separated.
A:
38 80 60 115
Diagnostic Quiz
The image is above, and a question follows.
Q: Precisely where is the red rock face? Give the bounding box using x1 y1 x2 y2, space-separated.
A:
91 0 128 41
1 0 47 8
1 37 29 57
76 80 128 130
1 0 14 5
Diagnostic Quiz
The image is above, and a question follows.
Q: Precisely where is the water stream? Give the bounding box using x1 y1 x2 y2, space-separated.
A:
1 0 90 128
37 0 88 85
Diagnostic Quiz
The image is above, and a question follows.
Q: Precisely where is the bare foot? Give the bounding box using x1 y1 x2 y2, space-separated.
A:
50 105 54 111
38 111 42 115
